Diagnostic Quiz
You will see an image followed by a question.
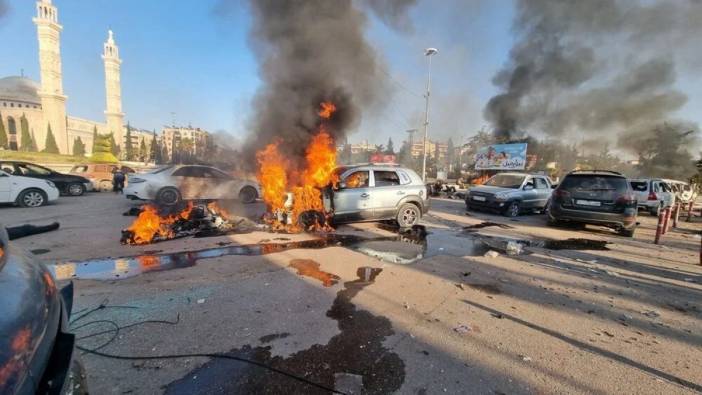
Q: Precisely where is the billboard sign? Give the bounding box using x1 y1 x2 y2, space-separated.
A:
474 143 528 170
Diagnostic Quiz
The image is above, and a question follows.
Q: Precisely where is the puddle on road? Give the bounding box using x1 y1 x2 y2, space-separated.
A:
51 223 610 281
462 222 514 232
164 266 405 395
289 259 340 287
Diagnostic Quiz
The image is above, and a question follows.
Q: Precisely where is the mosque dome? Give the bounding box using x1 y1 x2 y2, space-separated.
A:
0 76 41 105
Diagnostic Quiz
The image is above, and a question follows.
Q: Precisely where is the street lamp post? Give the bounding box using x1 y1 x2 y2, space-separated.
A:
421 47 438 182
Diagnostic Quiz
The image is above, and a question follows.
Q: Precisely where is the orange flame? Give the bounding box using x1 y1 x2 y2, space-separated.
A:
256 101 339 232
125 203 193 245
470 174 490 185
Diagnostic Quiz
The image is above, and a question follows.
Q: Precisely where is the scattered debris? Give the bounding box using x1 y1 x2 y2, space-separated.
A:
466 283 502 295
491 313 504 319
453 324 472 334
505 241 523 255
462 222 514 232
6 222 60 240
462 271 472 277
603 331 615 337
520 355 532 362
196 298 206 304
334 373 364 394
122 207 143 216
642 310 660 318
484 250 500 258
455 283 466 290
259 332 291 344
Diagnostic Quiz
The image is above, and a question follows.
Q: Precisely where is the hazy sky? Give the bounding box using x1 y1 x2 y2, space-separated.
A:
0 0 700 149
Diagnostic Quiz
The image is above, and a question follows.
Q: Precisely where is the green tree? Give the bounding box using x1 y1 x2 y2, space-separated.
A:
161 144 169 164
19 114 36 152
0 112 7 149
72 137 86 157
109 133 120 157
91 133 118 163
43 123 59 154
124 123 134 160
385 137 395 154
91 125 98 154
29 130 38 152
149 130 161 164
139 138 147 161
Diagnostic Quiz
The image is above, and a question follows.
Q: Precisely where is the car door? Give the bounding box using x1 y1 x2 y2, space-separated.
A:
171 166 208 200
521 177 538 208
333 170 372 221
370 170 405 219
533 177 551 209
0 170 11 202
201 167 238 199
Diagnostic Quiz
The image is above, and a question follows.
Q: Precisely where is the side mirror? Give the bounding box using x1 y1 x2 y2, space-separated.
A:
551 184 557 189
523 184 534 191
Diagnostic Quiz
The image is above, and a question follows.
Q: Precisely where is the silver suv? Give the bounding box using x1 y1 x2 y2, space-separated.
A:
323 164 429 227
466 172 553 217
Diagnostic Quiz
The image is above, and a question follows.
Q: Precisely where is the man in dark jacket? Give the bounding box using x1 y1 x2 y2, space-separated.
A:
112 166 126 194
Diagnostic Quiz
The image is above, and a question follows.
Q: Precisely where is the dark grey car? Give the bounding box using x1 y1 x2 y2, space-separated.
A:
0 225 86 394
466 173 553 217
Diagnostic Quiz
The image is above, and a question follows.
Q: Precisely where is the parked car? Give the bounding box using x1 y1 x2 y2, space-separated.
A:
322 164 429 227
0 169 60 207
125 165 261 205
662 179 696 204
0 225 86 394
0 161 91 196
549 170 637 237
629 178 676 216
69 163 136 191
466 172 553 217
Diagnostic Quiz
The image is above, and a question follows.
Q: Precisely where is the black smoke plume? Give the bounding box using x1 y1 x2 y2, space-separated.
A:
485 0 702 144
237 0 415 172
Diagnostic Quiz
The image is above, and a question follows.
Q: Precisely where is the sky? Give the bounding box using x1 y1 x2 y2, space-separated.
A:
0 0 700 150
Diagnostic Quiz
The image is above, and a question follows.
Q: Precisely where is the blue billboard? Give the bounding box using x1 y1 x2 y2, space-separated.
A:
474 143 528 170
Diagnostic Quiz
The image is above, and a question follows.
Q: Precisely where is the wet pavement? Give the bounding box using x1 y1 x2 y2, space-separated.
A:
164 267 403 395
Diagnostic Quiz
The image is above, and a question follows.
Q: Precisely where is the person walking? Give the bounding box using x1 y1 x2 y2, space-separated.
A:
112 166 126 194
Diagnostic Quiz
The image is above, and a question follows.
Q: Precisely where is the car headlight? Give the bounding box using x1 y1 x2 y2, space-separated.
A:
129 178 146 184
46 180 56 188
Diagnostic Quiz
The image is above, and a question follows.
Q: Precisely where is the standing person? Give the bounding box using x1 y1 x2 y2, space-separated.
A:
112 166 126 194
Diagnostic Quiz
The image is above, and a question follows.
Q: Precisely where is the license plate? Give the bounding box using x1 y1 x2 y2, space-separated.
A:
472 196 486 201
576 199 601 207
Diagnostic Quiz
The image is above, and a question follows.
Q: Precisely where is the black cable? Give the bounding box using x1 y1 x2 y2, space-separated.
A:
76 347 347 394
75 315 180 340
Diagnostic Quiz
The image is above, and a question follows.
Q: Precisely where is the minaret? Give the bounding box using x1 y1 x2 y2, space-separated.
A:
102 29 124 150
33 0 68 153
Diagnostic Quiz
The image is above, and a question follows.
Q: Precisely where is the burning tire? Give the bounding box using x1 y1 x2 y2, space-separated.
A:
239 186 258 204
18 189 47 207
397 203 421 227
156 187 182 206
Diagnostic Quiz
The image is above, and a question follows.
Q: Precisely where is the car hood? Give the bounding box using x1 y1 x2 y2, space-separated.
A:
469 185 518 195
59 173 90 183
11 175 56 188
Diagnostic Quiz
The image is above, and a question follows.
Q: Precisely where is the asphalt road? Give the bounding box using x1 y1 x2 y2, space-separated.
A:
3 193 702 394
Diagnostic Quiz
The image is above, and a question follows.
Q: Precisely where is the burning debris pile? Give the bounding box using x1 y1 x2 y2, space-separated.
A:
121 202 257 245
256 102 339 233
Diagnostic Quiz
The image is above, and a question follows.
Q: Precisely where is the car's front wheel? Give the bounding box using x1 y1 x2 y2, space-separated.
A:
67 183 86 196
18 189 47 207
156 187 182 206
503 201 520 217
397 203 421 227
99 179 112 192
239 186 258 204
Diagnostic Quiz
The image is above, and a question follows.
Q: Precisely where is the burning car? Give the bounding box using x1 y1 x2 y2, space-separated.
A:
124 165 261 205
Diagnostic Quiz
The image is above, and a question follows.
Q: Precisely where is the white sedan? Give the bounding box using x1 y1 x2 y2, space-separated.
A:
125 165 261 205
0 169 60 207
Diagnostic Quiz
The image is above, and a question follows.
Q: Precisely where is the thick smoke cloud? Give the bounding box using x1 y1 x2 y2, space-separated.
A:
240 0 415 171
485 0 702 143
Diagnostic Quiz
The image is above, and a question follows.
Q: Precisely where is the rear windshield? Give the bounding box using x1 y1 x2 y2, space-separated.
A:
630 181 647 192
561 175 628 193
150 166 173 174
484 174 525 189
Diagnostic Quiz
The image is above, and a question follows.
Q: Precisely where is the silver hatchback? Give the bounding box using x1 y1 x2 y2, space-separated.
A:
323 164 430 227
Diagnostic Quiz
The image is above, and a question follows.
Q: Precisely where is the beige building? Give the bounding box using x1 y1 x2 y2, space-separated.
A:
410 140 448 160
161 126 210 159
0 0 125 155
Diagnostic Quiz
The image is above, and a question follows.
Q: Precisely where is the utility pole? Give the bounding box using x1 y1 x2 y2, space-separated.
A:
422 48 438 182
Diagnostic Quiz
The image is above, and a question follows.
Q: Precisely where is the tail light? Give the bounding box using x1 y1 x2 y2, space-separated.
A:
647 191 657 201
616 193 636 205
553 189 570 199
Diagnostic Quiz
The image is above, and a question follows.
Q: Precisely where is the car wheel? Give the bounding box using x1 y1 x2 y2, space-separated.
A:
99 179 112 191
156 187 181 206
67 182 85 196
503 201 520 217
239 186 258 204
619 227 635 237
397 203 421 227
18 189 47 207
